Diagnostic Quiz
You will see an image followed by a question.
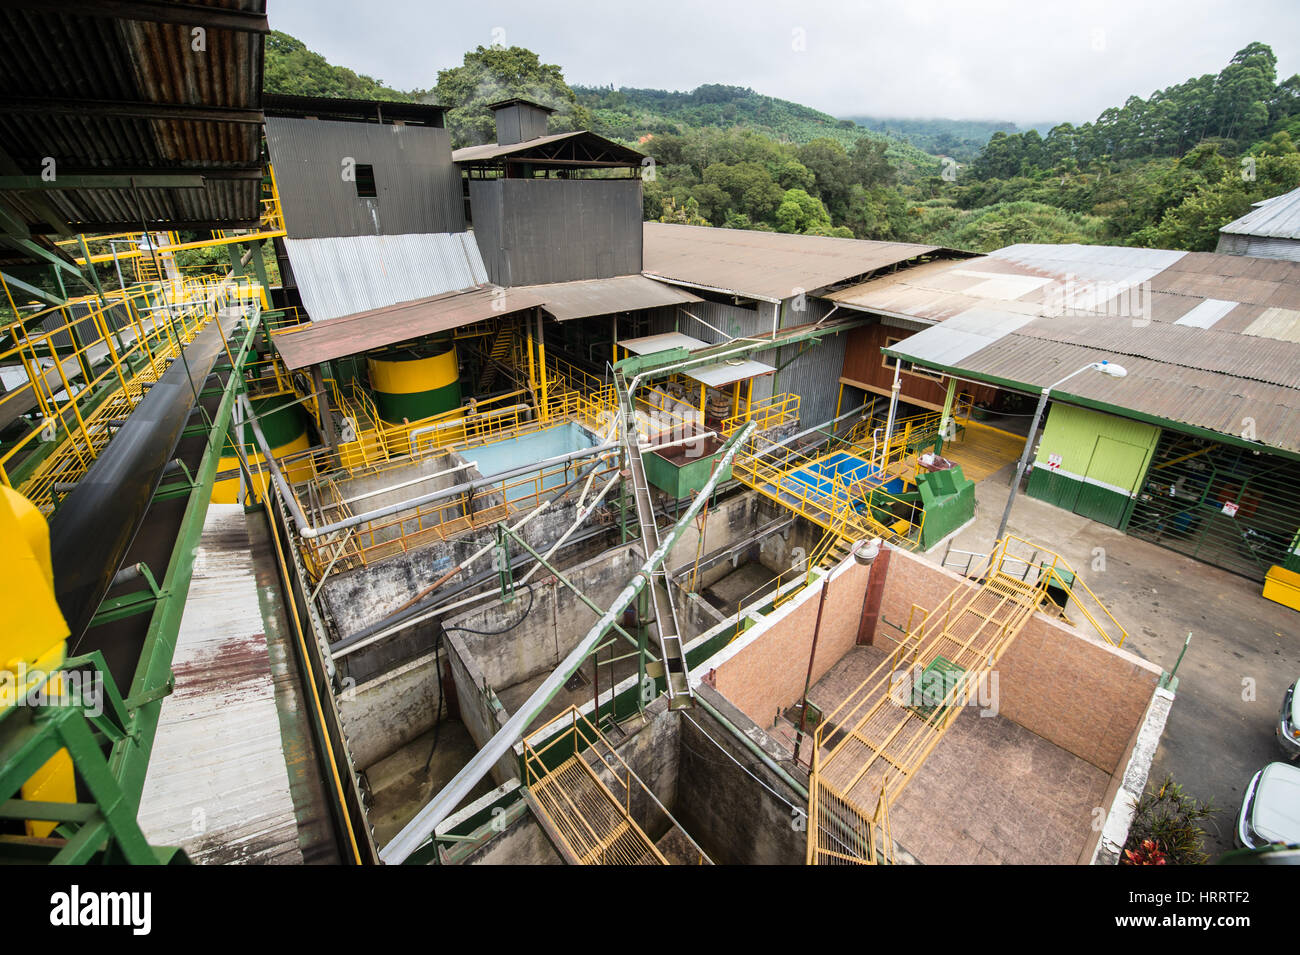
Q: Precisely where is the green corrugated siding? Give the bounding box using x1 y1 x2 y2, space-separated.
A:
1036 403 1159 494
1073 482 1131 528
1027 467 1082 511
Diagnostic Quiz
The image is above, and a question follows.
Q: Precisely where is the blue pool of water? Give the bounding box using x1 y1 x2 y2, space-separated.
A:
789 452 904 498
467 422 601 502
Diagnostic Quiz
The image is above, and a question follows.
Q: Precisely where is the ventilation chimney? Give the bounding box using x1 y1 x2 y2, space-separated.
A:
486 98 556 146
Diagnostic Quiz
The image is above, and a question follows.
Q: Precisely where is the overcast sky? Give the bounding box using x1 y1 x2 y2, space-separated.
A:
268 0 1300 125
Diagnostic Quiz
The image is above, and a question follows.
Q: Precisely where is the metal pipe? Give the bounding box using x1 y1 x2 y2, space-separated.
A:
238 392 619 540
690 696 808 800
379 421 754 865
750 402 871 462
328 460 478 509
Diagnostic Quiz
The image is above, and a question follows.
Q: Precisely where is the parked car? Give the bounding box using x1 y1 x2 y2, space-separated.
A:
1280 678 1300 760
1236 761 1300 849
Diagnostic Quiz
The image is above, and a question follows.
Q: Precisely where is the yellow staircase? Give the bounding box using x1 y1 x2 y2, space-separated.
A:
477 325 514 392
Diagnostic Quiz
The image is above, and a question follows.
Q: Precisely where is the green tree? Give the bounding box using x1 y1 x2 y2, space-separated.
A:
433 46 592 147
774 188 833 234
263 31 413 101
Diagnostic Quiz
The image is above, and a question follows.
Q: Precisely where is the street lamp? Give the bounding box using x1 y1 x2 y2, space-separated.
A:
995 360 1128 543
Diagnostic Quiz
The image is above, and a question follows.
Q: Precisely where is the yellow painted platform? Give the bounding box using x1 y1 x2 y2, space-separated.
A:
942 421 1026 484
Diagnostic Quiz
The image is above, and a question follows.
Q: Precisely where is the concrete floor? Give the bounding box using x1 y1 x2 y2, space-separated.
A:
949 460 1300 858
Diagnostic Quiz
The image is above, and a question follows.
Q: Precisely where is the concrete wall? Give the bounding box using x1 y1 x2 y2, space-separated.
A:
318 493 603 639
338 650 446 770
445 543 644 691
674 687 809 865
443 628 516 785
872 547 1164 773
702 555 872 729
332 451 469 545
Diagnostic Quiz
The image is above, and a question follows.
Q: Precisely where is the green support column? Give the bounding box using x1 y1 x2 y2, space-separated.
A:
227 246 246 279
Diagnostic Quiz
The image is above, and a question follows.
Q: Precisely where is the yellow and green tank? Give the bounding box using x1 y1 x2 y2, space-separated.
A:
366 338 462 425
213 396 313 504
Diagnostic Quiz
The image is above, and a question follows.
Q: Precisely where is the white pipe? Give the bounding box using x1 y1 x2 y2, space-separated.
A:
515 472 621 589
407 403 529 449
327 460 478 509
881 362 901 470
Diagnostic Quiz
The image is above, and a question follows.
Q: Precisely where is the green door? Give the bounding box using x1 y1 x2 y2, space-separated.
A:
1075 436 1149 528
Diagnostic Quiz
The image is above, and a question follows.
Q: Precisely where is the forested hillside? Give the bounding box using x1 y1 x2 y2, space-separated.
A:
263 36 1300 253
842 116 1021 161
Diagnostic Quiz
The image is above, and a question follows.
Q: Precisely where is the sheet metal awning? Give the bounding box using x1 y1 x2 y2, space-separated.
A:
685 358 774 388
618 332 774 385
514 274 702 321
619 332 707 354
273 286 544 370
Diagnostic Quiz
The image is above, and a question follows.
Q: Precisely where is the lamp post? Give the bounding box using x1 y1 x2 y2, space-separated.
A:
995 360 1128 543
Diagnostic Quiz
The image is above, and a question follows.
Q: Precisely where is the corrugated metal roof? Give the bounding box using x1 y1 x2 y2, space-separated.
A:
686 358 775 388
951 334 1300 455
620 331 707 354
274 285 546 370
872 243 1300 453
0 2 266 234
452 130 645 165
513 274 701 321
642 222 949 303
284 232 488 322
1220 186 1300 239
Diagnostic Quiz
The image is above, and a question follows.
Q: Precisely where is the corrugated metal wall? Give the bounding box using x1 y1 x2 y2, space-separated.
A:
1215 232 1300 262
769 297 844 426
645 295 850 426
266 117 465 239
468 178 642 286
1026 403 1160 528
282 232 488 322
492 104 549 145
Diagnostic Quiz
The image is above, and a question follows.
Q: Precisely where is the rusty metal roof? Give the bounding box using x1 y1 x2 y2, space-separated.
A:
0 1 267 236
870 244 1300 454
513 274 701 321
273 286 545 370
643 222 950 303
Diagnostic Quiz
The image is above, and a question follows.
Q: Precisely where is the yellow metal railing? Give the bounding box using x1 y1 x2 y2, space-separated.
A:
732 435 922 549
807 541 1049 864
522 706 709 865
992 535 1128 648
721 392 800 436
0 273 267 511
289 431 619 580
